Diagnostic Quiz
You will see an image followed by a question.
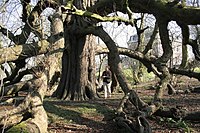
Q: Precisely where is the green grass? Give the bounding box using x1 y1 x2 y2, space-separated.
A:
122 68 155 83
44 99 115 125
158 117 192 133
123 68 133 81
143 71 155 82
6 122 29 133
193 67 200 73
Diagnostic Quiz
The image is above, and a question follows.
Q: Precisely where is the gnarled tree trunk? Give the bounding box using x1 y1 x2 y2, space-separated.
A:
0 10 64 132
53 0 97 100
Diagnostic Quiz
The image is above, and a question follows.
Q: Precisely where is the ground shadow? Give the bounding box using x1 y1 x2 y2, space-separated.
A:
44 99 119 132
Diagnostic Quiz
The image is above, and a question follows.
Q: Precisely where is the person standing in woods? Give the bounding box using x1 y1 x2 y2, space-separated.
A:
101 66 112 99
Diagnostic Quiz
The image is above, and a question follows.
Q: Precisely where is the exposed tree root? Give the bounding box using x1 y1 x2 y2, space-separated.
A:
168 85 200 95
154 107 200 121
0 73 48 133
115 90 152 133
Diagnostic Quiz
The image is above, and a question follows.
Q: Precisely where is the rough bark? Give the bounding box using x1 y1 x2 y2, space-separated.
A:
88 0 200 25
115 90 151 133
54 33 97 100
108 54 118 92
111 72 118 93
3 66 44 87
0 73 48 133
143 21 159 55
2 60 26 84
53 0 98 100
0 10 64 132
0 40 50 65
154 108 200 121
46 11 64 96
93 27 131 94
0 80 28 96
89 26 151 115
178 22 189 68
156 18 173 64
0 0 58 96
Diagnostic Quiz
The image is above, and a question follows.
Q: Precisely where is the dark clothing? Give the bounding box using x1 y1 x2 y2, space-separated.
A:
102 70 112 83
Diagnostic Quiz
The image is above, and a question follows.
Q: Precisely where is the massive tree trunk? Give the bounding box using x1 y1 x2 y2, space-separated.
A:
53 0 97 100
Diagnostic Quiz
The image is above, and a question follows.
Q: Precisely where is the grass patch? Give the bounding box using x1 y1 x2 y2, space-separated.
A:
122 68 155 84
142 95 153 103
6 122 29 133
44 99 115 125
193 67 200 73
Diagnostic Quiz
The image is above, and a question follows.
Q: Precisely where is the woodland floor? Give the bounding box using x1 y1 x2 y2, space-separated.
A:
1 76 200 133
46 76 200 133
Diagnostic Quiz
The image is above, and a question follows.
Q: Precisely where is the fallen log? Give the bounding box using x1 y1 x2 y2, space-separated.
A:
115 90 152 133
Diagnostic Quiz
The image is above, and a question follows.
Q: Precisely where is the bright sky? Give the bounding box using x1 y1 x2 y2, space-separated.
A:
102 21 135 48
98 12 137 48
99 13 157 48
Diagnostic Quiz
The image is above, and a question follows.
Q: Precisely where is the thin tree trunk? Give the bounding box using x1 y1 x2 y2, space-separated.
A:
178 22 189 69
153 18 172 101
180 45 188 68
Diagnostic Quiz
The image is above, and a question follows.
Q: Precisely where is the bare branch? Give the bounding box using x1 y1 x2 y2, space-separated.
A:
143 21 159 54
0 40 50 64
61 5 134 25
0 25 18 44
21 0 31 23
96 45 200 81
3 61 25 84
178 22 200 61
0 0 9 13
169 68 200 81
16 0 59 43
156 18 173 64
